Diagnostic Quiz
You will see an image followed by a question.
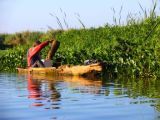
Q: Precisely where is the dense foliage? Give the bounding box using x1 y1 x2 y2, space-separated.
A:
0 11 160 77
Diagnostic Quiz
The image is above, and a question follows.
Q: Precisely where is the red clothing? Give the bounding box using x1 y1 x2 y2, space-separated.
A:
27 41 49 67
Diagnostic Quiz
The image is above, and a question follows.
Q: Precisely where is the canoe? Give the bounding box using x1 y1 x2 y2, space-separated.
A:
18 40 104 77
17 62 104 77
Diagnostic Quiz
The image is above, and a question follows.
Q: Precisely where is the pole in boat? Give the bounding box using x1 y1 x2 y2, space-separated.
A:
44 39 60 67
46 39 60 60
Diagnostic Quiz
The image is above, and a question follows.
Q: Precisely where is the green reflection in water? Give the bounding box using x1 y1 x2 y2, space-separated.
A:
103 76 160 112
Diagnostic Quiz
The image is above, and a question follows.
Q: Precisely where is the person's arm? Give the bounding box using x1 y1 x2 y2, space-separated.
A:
29 41 50 58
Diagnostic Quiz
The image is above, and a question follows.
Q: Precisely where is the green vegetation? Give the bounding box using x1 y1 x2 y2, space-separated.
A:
0 3 160 78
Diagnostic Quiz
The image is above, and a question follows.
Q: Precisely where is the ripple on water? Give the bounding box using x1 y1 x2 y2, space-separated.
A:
0 73 160 120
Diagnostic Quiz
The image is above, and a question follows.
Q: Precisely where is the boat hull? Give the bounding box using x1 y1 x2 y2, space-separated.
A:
17 63 104 77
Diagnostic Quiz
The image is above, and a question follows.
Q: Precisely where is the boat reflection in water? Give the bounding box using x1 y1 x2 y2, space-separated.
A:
15 73 160 120
27 74 103 108
27 74 62 107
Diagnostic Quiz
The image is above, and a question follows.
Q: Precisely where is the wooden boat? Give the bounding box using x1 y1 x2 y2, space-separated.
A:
17 40 104 77
17 62 104 77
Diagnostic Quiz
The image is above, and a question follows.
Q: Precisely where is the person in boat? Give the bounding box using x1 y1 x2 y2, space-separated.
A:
27 40 53 68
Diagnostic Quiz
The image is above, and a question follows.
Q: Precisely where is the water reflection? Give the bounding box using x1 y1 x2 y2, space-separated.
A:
26 74 105 109
27 74 102 96
26 74 160 111
2 73 160 120
17 73 160 119
27 74 61 108
27 74 41 99
105 77 160 112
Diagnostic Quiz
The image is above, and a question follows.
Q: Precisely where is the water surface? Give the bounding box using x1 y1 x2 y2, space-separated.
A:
0 73 160 120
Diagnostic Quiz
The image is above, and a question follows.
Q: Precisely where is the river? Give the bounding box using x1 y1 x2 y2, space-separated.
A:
0 73 160 120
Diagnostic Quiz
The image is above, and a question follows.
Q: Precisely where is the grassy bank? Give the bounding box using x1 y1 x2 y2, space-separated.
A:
0 10 160 77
